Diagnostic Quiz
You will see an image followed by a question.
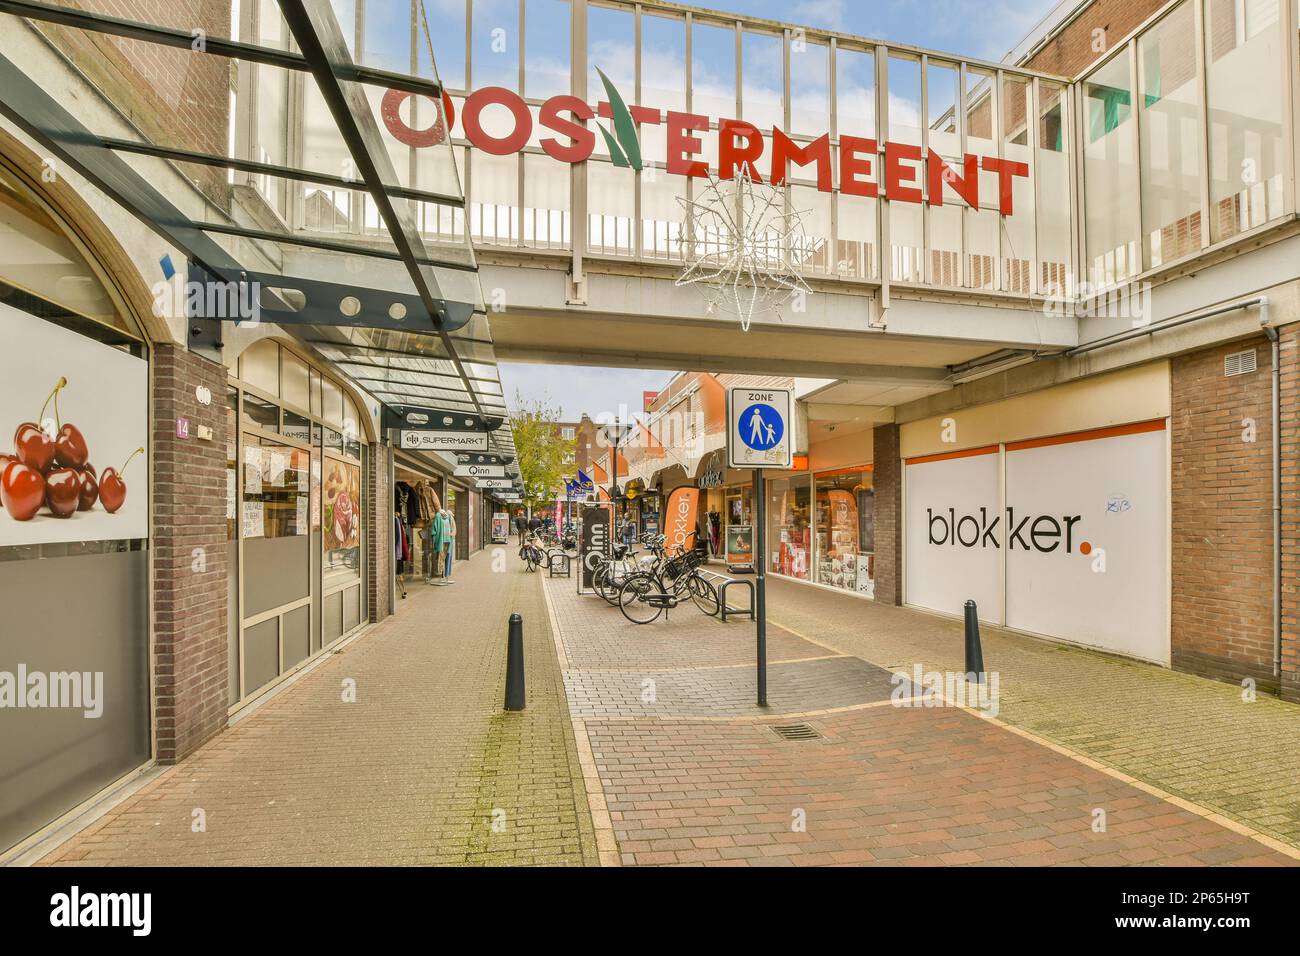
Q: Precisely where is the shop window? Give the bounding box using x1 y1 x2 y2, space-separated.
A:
767 476 811 580
240 338 280 396
321 375 344 428
281 349 310 412
815 470 875 596
243 392 279 432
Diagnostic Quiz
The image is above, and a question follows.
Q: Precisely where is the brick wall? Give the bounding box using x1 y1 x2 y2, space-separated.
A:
1278 326 1300 703
1022 0 1167 76
872 424 903 606
43 2 233 206
1170 336 1278 692
152 344 229 763
367 441 392 623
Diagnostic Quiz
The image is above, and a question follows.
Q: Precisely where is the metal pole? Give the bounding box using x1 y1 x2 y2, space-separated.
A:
754 467 767 707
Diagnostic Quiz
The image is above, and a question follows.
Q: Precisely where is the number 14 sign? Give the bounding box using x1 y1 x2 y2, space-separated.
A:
726 386 793 469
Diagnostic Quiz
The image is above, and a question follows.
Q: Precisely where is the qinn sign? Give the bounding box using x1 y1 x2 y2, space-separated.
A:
381 68 1029 215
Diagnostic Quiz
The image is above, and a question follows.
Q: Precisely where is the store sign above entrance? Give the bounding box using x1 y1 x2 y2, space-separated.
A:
455 464 505 478
726 386 793 469
384 78 1028 212
399 430 488 452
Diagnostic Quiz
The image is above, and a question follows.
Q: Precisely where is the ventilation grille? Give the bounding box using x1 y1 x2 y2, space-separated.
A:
1224 349 1258 377
772 723 821 741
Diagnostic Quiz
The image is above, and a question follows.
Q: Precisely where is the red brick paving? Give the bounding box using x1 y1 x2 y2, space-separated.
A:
586 707 1294 867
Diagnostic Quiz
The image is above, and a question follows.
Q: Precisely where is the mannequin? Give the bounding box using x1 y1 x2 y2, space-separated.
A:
441 507 457 583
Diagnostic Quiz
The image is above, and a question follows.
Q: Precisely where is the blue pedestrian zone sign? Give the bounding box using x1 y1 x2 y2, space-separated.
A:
739 403 784 451
727 386 793 469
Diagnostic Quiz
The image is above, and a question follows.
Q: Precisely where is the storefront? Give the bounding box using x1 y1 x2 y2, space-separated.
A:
225 339 370 707
0 161 151 853
394 455 446 588
900 364 1171 664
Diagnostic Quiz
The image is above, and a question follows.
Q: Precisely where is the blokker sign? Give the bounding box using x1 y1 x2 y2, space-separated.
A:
927 507 1093 555
382 73 1029 212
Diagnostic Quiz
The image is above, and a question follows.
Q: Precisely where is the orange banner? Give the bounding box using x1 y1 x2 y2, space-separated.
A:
664 486 700 553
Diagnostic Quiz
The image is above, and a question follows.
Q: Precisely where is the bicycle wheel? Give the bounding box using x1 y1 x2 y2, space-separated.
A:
689 575 720 616
618 573 663 624
593 563 616 603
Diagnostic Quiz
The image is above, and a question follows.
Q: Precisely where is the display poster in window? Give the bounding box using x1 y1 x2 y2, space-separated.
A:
242 500 264 539
269 450 286 487
0 301 149 545
296 495 309 536
226 469 236 521
244 445 262 494
323 458 361 573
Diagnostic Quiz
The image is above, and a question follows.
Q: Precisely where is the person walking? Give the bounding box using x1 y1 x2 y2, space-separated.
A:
514 511 526 546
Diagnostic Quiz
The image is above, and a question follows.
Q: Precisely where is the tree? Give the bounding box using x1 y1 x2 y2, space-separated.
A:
510 393 575 513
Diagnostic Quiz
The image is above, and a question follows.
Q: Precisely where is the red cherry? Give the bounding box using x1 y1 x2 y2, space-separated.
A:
44 467 80 518
99 468 125 513
15 377 67 473
77 466 99 511
1 460 46 521
55 423 89 468
14 422 55 472
99 447 143 515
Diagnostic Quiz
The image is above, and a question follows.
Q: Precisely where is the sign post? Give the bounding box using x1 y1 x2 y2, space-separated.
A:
726 386 794 707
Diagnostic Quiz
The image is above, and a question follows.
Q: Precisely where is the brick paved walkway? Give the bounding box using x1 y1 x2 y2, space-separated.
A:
542 572 1298 867
763 577 1300 851
38 552 597 866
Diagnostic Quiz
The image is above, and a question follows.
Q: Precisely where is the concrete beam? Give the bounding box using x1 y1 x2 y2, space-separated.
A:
805 402 895 424
493 342 954 385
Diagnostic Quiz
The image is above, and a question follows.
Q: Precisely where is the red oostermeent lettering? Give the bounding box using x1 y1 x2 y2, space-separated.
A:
461 87 531 156
539 95 595 163
770 129 833 192
839 136 878 198
981 156 1030 215
926 152 980 207
719 119 764 182
884 142 924 203
666 111 710 178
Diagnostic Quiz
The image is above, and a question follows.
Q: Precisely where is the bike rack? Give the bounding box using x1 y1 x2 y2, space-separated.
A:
718 577 755 623
548 549 571 578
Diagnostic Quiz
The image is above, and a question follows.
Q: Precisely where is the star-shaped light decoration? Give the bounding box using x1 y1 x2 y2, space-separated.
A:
674 165 814 331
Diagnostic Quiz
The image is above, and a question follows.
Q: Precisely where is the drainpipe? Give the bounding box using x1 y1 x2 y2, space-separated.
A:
1261 299 1281 679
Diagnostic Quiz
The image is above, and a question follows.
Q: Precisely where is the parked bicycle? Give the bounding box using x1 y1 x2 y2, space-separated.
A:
518 534 545 572
616 535 719 623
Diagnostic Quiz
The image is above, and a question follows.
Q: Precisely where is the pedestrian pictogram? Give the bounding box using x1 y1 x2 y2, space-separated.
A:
726 386 793 469
740 403 783 451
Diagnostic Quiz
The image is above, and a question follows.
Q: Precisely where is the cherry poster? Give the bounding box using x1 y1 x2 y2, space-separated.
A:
0 302 148 545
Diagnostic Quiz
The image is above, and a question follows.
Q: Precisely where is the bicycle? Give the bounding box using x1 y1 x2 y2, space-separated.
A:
590 536 655 603
616 543 720 624
518 534 545 572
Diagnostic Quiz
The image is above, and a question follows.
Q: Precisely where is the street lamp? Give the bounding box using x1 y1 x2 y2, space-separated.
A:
599 420 634 531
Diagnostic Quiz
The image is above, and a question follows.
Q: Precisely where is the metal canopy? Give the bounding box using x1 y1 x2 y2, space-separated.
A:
0 0 514 457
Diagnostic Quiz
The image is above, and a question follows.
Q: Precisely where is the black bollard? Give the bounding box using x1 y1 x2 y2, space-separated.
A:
963 599 985 684
505 613 526 711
